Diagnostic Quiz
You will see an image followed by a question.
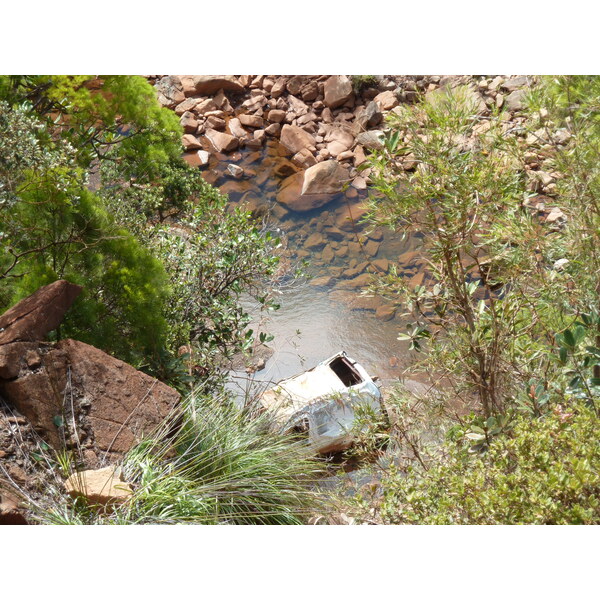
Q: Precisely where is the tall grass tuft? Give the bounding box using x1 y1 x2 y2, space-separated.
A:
35 389 326 525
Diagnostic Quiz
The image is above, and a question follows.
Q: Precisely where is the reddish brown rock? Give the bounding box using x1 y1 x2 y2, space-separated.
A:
182 134 202 150
181 76 244 96
239 114 264 128
205 129 239 153
280 125 316 155
301 160 350 196
0 280 82 346
0 338 180 456
0 487 27 525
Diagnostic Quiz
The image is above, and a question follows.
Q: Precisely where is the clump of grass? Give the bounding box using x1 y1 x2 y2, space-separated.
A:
351 75 379 92
34 389 326 525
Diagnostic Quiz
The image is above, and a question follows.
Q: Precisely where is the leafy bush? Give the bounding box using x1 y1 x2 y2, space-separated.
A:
362 400 600 524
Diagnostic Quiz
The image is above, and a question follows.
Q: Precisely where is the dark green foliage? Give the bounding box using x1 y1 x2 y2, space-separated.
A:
0 76 278 373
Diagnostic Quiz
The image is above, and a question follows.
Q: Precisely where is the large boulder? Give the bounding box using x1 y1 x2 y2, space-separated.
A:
0 283 180 462
0 339 179 457
0 280 82 346
276 161 350 213
323 76 354 109
180 76 244 96
301 160 350 196
280 125 316 155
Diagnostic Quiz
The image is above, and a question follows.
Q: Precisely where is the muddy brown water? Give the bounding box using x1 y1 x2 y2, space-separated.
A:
201 138 427 396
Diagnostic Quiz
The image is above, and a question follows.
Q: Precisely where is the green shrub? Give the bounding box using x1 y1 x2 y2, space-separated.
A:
357 400 599 524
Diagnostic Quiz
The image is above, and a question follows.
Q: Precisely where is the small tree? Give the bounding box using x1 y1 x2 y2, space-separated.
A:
366 86 540 417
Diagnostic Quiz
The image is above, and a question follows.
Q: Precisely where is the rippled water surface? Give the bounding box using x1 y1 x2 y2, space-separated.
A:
203 138 426 390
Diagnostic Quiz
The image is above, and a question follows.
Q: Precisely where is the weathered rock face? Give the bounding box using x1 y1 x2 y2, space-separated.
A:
155 76 185 108
64 466 133 506
0 280 82 346
0 282 180 462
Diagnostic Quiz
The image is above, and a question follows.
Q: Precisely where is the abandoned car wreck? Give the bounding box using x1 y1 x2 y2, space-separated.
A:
260 352 384 454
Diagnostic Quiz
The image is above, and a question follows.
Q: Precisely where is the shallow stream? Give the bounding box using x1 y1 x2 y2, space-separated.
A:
202 138 427 393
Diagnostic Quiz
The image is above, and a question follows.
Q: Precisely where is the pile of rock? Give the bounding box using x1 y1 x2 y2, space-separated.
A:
154 74 549 210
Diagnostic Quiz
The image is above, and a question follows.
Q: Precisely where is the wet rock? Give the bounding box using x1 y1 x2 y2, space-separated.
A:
372 258 389 272
304 232 326 250
364 240 380 257
205 129 239 153
64 466 133 506
322 245 335 263
310 276 334 287
182 150 210 168
323 76 354 109
227 164 244 178
337 273 372 289
280 125 316 155
0 280 82 346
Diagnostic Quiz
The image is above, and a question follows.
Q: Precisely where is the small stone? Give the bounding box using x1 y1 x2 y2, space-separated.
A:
227 164 244 179
64 466 133 506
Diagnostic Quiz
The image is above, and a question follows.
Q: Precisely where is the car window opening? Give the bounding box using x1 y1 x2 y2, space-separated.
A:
329 356 363 387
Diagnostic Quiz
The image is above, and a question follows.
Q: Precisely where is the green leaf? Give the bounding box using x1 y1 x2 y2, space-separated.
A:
563 329 576 348
53 415 64 428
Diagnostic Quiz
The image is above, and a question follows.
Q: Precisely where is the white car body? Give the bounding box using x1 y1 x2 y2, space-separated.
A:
260 351 383 454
